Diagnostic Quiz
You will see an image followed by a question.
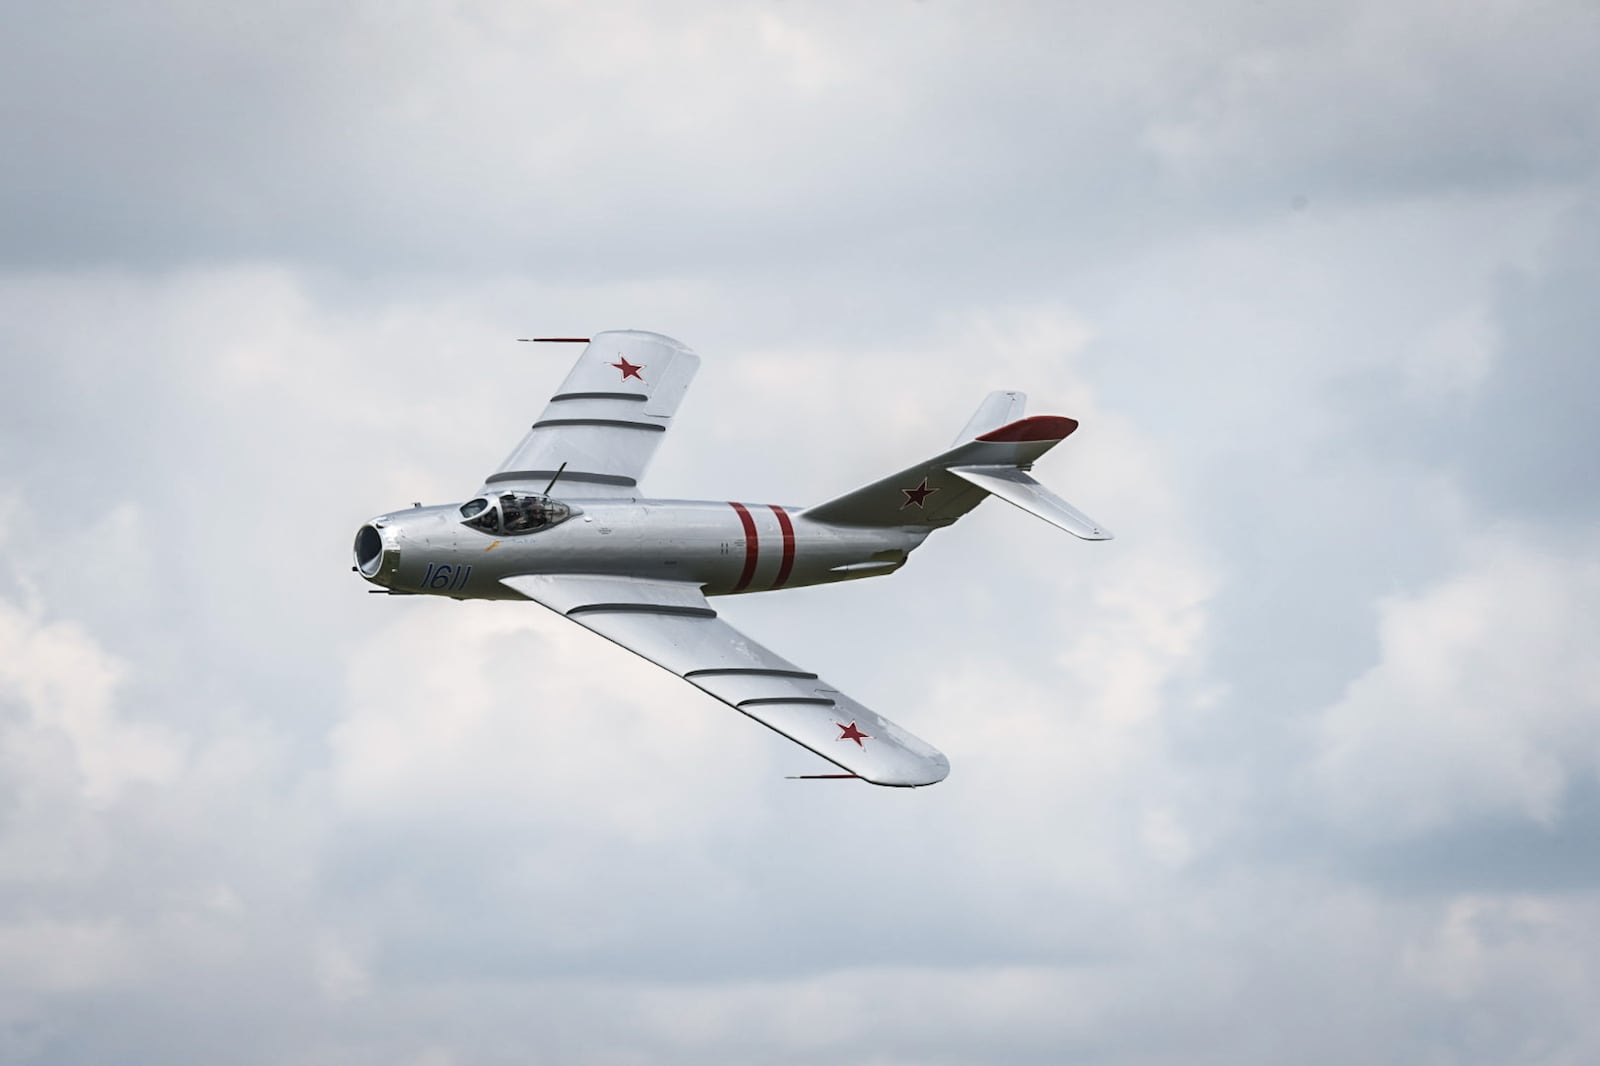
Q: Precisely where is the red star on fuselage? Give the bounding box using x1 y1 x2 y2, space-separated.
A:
611 356 646 381
837 720 871 747
900 478 938 509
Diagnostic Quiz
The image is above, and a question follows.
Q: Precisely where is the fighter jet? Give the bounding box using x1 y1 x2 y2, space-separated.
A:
353 331 1109 787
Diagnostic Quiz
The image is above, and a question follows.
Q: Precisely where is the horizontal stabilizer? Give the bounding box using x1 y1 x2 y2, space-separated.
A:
948 465 1112 540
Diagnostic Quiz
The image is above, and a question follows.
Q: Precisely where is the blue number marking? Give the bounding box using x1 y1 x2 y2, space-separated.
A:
420 563 472 592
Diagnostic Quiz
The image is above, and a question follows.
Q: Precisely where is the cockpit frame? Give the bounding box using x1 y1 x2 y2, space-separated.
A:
459 493 576 536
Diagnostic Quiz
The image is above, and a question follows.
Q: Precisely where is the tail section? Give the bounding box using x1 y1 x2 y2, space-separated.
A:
801 391 1111 540
952 389 1027 445
945 465 1110 539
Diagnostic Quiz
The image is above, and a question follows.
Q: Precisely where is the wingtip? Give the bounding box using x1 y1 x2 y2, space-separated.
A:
854 754 951 788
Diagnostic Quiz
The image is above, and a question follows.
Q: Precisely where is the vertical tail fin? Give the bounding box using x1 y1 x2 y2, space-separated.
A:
952 390 1027 445
801 393 1111 540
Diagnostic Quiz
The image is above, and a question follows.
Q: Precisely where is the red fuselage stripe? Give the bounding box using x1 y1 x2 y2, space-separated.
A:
770 505 796 589
730 502 759 592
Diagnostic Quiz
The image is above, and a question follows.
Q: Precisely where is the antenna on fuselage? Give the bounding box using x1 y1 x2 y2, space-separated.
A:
542 462 568 496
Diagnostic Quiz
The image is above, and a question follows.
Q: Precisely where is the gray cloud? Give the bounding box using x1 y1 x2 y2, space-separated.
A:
1461 196 1600 518
5 2 1597 288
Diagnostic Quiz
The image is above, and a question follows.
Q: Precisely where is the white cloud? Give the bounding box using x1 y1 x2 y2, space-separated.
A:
334 600 772 841
0 590 182 808
1314 535 1600 835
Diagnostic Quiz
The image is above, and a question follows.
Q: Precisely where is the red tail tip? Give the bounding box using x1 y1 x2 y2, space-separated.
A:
976 415 1079 442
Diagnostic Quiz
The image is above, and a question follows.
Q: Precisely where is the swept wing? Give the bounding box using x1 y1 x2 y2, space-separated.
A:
482 331 700 498
501 574 951 787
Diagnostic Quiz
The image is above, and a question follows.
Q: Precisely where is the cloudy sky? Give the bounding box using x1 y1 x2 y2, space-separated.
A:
3 2 1599 1063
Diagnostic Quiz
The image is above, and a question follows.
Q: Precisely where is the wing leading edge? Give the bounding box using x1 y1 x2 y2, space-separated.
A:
500 574 951 787
483 331 700 498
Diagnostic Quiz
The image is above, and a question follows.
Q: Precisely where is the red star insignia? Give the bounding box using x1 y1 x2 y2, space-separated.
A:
837 720 871 747
900 478 939 509
610 356 645 381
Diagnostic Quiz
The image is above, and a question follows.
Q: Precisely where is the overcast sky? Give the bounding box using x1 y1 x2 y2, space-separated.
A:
3 2 1599 1063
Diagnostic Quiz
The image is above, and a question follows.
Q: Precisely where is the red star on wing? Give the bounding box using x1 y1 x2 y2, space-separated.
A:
610 356 646 381
837 720 871 747
900 478 939 509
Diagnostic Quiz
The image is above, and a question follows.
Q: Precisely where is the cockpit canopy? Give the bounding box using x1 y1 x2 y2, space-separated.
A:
460 493 575 535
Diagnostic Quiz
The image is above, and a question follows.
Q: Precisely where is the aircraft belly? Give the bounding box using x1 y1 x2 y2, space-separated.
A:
778 521 920 591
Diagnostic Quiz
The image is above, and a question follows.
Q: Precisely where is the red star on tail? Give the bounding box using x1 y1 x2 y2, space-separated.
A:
837 721 871 747
610 356 645 381
900 478 938 509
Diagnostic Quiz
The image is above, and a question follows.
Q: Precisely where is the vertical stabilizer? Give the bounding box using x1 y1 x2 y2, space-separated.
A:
953 390 1028 446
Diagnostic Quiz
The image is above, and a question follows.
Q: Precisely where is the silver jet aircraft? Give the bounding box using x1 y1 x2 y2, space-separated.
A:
353 331 1110 787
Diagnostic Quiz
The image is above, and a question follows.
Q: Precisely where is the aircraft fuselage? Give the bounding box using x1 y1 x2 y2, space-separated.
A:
355 500 927 601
